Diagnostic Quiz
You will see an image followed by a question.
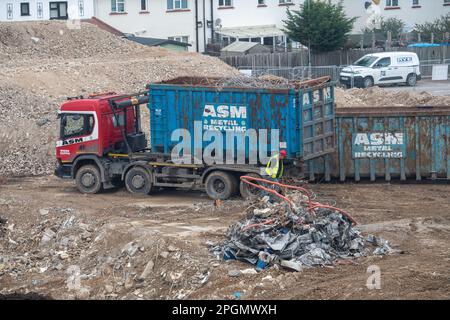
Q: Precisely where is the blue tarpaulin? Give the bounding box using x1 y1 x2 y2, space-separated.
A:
408 43 450 48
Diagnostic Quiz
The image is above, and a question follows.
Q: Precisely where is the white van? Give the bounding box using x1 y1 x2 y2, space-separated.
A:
340 52 421 88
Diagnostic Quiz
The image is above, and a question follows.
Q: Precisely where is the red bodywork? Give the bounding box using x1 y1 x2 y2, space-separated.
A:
56 94 137 165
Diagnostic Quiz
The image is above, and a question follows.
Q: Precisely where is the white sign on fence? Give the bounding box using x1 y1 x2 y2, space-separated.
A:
432 64 449 81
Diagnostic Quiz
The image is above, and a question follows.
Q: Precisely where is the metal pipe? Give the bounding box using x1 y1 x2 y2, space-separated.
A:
210 0 214 43
203 0 206 53
195 0 199 52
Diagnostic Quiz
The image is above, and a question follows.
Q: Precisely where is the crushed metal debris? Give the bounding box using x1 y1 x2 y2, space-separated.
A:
211 189 394 271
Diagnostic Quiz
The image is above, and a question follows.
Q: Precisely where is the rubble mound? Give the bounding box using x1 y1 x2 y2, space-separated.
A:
0 21 146 60
0 21 238 177
214 192 393 271
0 85 58 177
335 86 450 107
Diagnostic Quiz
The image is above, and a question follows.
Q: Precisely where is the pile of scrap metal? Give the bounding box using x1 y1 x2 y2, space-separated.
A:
211 176 393 272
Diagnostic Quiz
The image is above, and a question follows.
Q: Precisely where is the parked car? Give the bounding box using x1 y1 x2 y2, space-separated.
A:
340 52 421 88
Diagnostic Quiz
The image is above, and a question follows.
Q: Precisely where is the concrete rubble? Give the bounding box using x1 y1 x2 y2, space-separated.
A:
212 193 394 271
0 20 238 177
334 86 450 107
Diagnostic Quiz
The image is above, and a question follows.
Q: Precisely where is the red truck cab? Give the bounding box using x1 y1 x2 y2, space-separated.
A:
55 92 148 192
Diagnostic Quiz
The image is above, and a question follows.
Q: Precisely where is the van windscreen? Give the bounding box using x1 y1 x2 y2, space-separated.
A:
354 56 378 67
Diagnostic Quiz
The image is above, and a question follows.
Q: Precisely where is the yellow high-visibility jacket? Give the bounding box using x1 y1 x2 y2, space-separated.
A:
265 154 284 179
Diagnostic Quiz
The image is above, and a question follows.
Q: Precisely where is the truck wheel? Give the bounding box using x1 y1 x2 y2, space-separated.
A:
240 173 264 200
205 171 236 200
125 167 153 195
363 77 374 88
75 165 103 194
406 73 417 86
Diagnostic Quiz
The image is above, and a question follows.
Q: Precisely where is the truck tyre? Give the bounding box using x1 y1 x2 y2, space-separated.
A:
239 173 264 200
406 73 417 86
75 165 103 194
205 171 236 200
363 76 374 88
125 167 153 195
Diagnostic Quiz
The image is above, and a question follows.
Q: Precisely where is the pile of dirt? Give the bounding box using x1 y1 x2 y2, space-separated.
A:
0 21 145 61
0 85 57 176
335 86 450 108
0 21 238 177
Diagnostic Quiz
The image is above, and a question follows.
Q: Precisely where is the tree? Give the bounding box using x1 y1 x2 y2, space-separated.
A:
283 0 356 52
380 17 405 40
363 18 405 37
414 13 450 43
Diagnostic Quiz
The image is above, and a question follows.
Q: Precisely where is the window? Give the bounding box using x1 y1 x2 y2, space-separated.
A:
61 114 94 139
375 57 391 68
412 0 419 5
279 0 293 4
37 2 43 18
354 56 378 67
111 0 125 13
258 0 266 5
386 0 399 6
20 2 30 16
50 2 68 20
218 0 232 7
7 3 13 20
141 0 148 11
112 113 125 127
169 36 189 43
167 0 188 10
78 0 84 16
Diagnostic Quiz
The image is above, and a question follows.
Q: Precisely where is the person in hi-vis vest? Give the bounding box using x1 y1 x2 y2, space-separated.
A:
265 149 287 181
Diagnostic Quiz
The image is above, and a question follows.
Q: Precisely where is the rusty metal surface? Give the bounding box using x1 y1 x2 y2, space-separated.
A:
148 80 336 163
309 108 450 182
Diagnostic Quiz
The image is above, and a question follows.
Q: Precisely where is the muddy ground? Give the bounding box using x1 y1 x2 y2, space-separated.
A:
0 176 449 300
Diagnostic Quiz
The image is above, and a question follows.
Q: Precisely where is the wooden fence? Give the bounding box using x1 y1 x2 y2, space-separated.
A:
220 46 450 69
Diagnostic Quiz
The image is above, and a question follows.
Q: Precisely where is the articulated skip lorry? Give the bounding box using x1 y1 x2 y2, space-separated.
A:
54 77 335 199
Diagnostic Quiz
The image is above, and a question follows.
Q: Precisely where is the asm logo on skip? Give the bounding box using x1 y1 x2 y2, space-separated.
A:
354 132 404 146
203 104 247 119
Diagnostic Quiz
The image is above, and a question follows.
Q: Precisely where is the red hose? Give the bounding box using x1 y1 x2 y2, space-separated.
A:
239 175 357 226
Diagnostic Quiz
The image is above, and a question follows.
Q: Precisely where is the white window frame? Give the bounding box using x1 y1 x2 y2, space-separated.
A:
218 0 232 7
6 3 13 20
37 2 43 18
386 0 399 7
78 0 84 16
169 36 189 43
167 0 188 10
111 0 125 13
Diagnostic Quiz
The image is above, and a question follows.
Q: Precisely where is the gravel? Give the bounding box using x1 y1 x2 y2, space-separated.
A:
335 86 450 108
0 21 238 177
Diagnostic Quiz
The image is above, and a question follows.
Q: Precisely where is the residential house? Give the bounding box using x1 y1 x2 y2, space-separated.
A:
93 0 214 52
0 0 94 21
332 0 450 33
92 1 449 53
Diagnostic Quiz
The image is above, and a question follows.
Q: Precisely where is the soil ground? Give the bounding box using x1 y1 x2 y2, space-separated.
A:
1 176 449 300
